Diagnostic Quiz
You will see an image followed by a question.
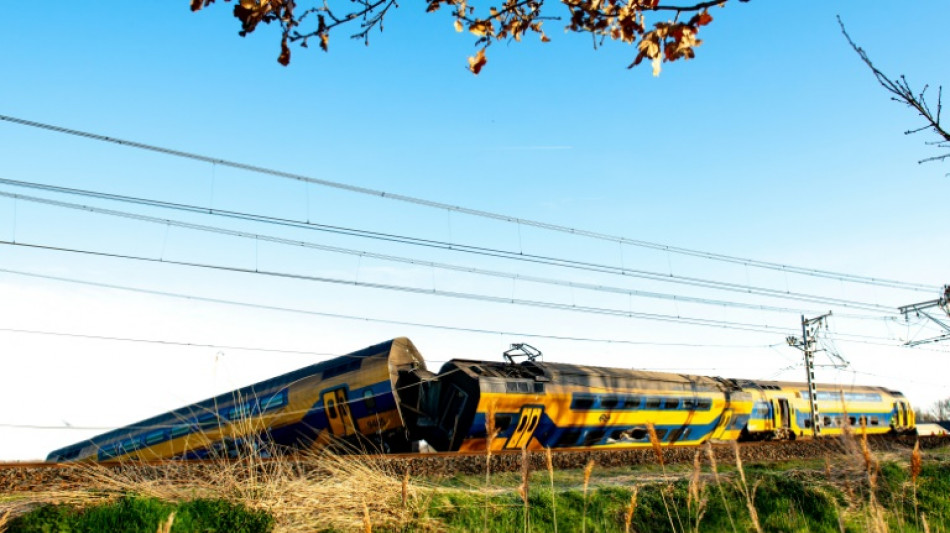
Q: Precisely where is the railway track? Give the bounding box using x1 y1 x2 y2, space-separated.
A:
2 435 946 493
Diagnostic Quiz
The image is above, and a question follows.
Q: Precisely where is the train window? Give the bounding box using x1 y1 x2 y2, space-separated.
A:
197 413 218 430
506 381 531 394
557 429 582 447
682 398 696 409
628 428 648 440
804 419 812 428
230 404 251 420
849 417 856 426
835 417 843 426
653 428 668 440
823 416 832 427
697 398 712 410
870 416 880 426
859 416 867 427
534 382 545 393
363 390 377 411
145 430 166 446
623 396 642 409
645 398 662 409
583 429 605 446
600 396 619 409
260 392 287 412
327 399 338 419
494 414 513 432
170 425 190 438
668 428 685 442
572 395 595 410
664 399 680 410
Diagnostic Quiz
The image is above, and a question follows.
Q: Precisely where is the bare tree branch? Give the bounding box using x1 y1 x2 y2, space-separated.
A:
839 16 950 166
192 0 739 74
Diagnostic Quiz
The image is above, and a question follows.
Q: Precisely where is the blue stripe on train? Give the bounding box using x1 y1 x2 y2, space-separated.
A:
467 410 741 448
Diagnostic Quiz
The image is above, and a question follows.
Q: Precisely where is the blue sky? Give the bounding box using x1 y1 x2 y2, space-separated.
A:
0 1 947 460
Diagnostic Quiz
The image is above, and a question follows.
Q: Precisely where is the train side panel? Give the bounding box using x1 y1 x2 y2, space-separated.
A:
47 337 426 461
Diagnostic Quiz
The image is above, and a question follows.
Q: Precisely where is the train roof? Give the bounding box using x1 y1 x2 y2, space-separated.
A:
443 359 734 392
47 337 425 460
737 379 905 397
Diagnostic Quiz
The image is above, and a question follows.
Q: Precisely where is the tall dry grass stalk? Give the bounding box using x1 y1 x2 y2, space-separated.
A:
687 450 708 533
646 424 665 467
545 447 558 533
854 427 888 533
484 400 497 533
581 459 595 533
646 424 677 533
911 439 922 524
921 513 931 533
402 469 410 508
0 510 11 533
732 441 762 533
518 447 531 533
704 442 736 533
156 511 176 533
624 487 639 533
362 500 372 533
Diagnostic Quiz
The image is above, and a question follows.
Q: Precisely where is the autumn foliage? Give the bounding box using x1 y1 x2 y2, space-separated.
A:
191 0 741 74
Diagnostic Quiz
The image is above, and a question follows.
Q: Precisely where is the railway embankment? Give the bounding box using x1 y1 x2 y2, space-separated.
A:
2 434 945 492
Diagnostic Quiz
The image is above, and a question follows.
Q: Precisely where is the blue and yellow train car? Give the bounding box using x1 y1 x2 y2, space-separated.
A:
47 338 428 461
738 380 915 440
408 359 754 452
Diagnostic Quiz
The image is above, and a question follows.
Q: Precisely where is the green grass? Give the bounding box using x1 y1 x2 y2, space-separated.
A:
7 444 950 532
422 471 849 533
5 496 273 533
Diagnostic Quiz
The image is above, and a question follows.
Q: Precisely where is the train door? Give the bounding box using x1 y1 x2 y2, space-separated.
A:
777 399 791 430
321 388 356 437
505 405 544 450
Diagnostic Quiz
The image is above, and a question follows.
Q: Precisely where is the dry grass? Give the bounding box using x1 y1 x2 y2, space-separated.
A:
156 511 175 533
645 423 680 532
61 448 426 533
704 441 737 533
0 509 10 533
686 450 708 533
581 459 595 533
545 446 557 533
732 440 762 533
623 486 638 533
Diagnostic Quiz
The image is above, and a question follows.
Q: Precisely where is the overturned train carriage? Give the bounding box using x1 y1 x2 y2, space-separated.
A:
399 358 754 452
47 338 428 462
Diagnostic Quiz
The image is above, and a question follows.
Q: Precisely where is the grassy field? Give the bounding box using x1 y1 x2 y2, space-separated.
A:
3 438 949 532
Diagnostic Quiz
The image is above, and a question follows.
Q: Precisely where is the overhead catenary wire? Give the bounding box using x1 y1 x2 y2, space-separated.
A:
0 267 777 349
0 238 806 335
0 113 937 293
0 239 926 347
0 187 898 316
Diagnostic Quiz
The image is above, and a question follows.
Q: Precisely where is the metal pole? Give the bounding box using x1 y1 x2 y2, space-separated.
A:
802 315 821 437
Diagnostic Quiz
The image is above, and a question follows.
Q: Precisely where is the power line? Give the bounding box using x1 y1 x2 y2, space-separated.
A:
0 239 806 336
0 268 774 349
0 113 936 293
0 326 338 356
2 239 929 348
0 187 897 315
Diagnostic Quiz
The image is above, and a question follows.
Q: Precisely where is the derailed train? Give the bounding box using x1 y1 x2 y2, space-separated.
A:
47 337 916 462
